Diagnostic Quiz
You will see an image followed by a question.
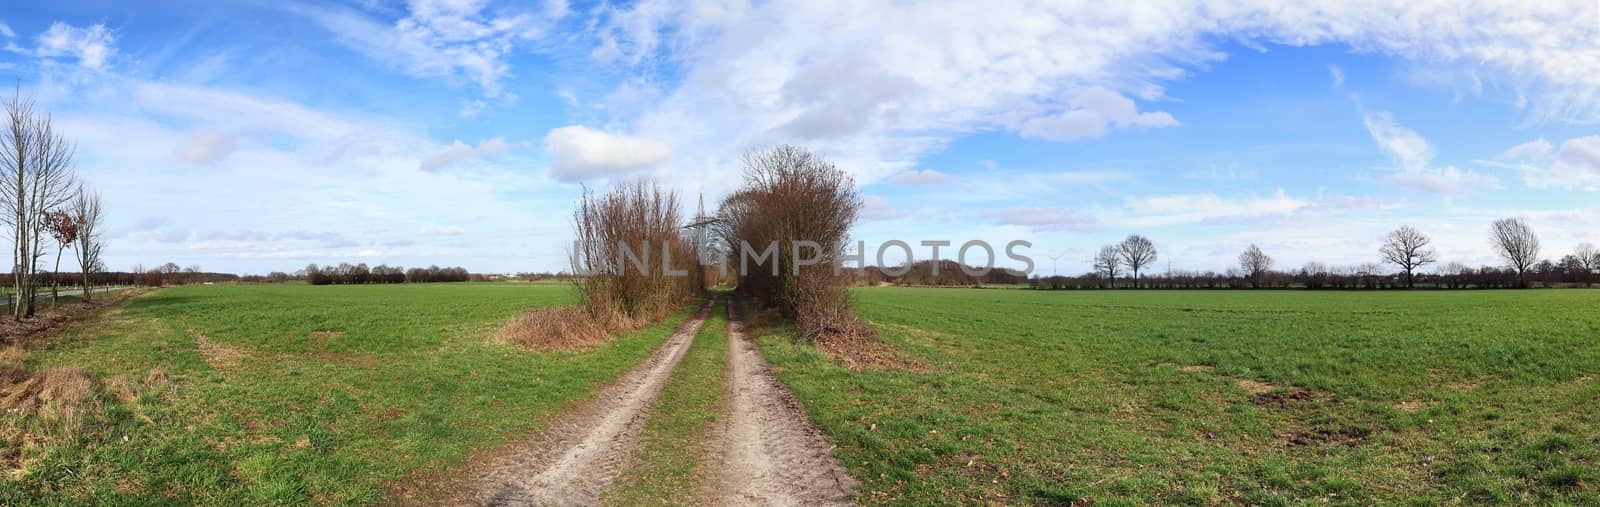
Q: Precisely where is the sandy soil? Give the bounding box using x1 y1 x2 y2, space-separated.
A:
458 300 714 506
712 303 855 506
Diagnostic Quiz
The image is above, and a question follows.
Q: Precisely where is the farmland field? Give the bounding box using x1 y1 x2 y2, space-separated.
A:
758 287 1600 505
1 283 696 505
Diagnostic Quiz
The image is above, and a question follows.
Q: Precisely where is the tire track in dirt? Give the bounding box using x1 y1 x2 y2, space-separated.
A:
715 302 855 506
463 299 715 506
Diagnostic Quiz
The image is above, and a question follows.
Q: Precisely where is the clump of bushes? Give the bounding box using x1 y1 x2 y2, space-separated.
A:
715 146 866 342
501 180 702 349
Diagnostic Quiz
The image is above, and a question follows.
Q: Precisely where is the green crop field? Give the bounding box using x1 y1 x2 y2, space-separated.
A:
758 287 1600 505
1 283 695 505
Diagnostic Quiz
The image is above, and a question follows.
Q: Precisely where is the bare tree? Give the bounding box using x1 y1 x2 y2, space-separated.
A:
1489 217 1540 288
1094 244 1121 288
1117 234 1157 288
70 187 103 299
1568 242 1598 288
1238 244 1272 288
2 87 77 319
1379 225 1437 288
159 262 181 285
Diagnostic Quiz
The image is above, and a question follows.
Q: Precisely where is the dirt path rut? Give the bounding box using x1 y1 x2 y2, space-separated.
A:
715 303 855 506
465 300 714 506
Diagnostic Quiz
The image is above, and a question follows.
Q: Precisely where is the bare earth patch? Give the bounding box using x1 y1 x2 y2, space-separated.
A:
1235 378 1275 394
714 303 855 506
309 331 346 340
192 330 257 370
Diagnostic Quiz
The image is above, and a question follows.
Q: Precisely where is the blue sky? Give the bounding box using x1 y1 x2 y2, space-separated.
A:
2 1 1597 275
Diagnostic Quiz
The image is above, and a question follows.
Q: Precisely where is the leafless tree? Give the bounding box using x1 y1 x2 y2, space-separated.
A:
1489 217 1540 288
70 187 103 299
1573 242 1598 288
2 87 77 319
159 262 181 285
1117 234 1157 288
1238 244 1272 288
1379 225 1437 288
1094 244 1121 288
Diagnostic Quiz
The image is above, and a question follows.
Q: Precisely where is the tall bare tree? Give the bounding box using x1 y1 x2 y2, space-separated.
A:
1238 244 1272 288
1094 244 1121 288
2 87 77 319
1573 242 1598 288
1118 234 1157 288
1379 225 1438 288
1489 217 1539 288
70 187 104 299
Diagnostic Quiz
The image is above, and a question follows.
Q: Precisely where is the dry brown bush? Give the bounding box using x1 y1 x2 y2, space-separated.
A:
497 306 628 350
715 146 866 342
505 179 703 349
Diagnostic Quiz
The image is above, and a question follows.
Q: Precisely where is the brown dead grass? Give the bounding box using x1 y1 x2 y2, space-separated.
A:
496 306 640 351
1 366 102 429
1235 379 1275 394
193 330 256 369
1180 365 1215 373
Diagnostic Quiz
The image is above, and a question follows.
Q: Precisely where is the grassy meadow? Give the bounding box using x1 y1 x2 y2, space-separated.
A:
758 287 1600 505
1 283 694 505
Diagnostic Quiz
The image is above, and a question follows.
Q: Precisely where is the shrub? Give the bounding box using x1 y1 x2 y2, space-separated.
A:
715 146 864 341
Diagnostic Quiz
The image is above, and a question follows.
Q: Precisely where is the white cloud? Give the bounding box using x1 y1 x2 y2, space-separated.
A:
1363 110 1499 194
1017 87 1179 142
582 0 1600 195
421 224 464 236
886 169 951 185
1384 166 1501 195
542 125 671 182
295 0 567 96
1493 136 1600 190
178 128 237 166
860 195 906 221
33 22 116 69
0 23 15 39
418 137 511 172
1116 189 1308 228
983 206 1100 232
37 72 556 273
1327 64 1344 88
1497 139 1554 161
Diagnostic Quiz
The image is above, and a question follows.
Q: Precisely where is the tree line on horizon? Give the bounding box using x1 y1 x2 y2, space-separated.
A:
1026 218 1596 290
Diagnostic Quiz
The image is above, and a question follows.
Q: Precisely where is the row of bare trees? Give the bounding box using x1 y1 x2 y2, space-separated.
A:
3 88 107 318
300 263 470 285
1036 218 1593 290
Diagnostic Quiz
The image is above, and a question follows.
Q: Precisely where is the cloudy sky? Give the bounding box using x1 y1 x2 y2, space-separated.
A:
2 1 1598 275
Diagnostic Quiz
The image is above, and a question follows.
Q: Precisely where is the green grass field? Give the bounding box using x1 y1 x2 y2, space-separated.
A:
759 287 1600 505
1 283 693 505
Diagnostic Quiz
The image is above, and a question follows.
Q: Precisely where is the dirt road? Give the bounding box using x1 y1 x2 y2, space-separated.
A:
713 303 855 506
464 300 714 506
452 297 855 506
